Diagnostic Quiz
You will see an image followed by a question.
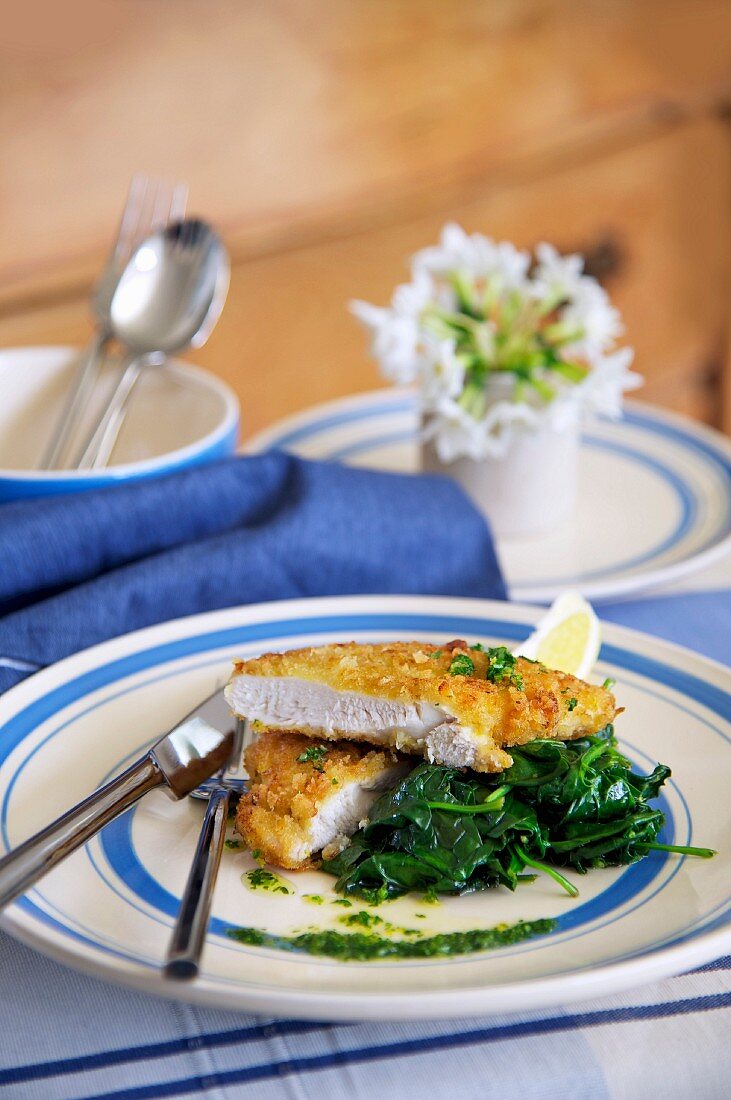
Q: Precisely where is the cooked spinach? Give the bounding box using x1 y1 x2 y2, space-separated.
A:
322 726 714 903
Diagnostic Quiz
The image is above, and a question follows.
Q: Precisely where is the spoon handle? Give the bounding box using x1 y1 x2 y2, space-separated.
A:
75 357 143 470
39 330 110 470
164 787 231 981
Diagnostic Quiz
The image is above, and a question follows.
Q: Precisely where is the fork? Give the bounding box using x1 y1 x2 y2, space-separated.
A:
75 217 229 471
40 174 188 470
164 715 250 980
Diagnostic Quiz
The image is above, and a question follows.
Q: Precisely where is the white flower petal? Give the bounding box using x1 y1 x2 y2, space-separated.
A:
348 299 386 329
534 241 585 290
419 340 466 405
413 223 531 288
391 269 434 316
352 225 637 454
349 299 424 384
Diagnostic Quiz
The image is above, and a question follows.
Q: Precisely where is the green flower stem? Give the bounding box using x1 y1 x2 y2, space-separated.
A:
542 322 586 347
529 376 556 402
552 360 589 383
450 270 482 318
457 383 487 419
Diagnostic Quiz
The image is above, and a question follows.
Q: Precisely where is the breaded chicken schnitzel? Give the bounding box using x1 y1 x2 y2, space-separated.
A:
225 639 617 773
236 731 410 870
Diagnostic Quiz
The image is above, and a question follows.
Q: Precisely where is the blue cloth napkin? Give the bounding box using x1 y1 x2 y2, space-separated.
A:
0 453 505 694
601 590 731 666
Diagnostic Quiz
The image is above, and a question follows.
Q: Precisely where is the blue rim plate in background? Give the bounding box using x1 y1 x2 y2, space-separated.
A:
0 595 728 1020
247 391 731 603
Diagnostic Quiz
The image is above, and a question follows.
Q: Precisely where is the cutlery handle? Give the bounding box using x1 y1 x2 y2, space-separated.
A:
75 357 143 470
0 755 163 910
39 330 110 469
164 787 230 981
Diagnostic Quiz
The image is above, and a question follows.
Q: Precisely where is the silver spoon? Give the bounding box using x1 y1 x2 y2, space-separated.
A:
75 218 230 470
39 176 187 470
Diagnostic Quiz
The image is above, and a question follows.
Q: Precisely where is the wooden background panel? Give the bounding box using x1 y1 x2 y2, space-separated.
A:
2 119 727 437
128 115 731 432
2 0 731 308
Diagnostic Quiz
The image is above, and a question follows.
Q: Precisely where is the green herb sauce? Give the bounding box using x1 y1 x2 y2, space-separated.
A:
338 910 424 937
227 917 556 961
339 909 384 929
243 869 293 895
334 909 422 938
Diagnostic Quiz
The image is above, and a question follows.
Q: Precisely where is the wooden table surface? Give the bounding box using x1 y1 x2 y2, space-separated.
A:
2 0 730 439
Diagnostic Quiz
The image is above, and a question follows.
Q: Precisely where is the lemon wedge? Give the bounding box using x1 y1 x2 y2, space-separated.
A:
514 592 601 679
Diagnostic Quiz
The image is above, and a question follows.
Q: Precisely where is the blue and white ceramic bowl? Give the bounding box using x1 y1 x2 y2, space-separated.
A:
0 346 240 501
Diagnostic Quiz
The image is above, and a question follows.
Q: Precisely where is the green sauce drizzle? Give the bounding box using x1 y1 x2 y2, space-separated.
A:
335 909 422 937
339 909 384 929
243 869 293 895
227 918 556 961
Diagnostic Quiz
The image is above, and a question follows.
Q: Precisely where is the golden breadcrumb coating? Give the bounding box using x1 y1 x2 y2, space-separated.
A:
230 640 618 772
236 731 404 870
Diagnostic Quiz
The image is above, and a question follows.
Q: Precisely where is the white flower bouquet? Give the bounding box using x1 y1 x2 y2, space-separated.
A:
351 224 641 537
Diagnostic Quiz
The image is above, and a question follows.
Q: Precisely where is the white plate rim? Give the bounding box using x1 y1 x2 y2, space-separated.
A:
0 594 728 1019
245 391 731 603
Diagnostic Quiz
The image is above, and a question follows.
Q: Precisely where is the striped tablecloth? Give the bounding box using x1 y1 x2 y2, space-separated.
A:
1 572 729 1099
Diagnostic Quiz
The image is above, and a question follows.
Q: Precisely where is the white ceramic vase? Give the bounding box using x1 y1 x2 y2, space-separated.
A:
422 412 580 539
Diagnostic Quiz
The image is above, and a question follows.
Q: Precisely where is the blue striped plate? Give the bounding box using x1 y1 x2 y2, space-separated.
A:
0 596 728 1019
247 392 731 603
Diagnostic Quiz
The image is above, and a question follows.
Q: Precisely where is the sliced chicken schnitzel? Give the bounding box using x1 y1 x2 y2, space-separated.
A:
236 731 409 869
225 640 617 773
